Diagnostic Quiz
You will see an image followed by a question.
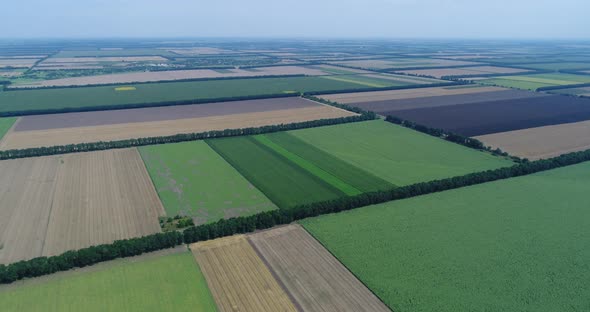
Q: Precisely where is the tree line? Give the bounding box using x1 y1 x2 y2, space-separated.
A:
3 147 590 284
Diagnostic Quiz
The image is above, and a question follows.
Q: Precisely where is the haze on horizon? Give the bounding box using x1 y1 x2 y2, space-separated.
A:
1 0 588 39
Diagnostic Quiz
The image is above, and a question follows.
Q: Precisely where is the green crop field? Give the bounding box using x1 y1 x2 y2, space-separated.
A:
0 117 16 140
139 141 277 224
0 76 367 114
321 74 407 88
0 252 217 312
289 120 513 186
518 62 590 71
207 136 344 208
263 132 393 192
478 73 590 90
302 162 590 312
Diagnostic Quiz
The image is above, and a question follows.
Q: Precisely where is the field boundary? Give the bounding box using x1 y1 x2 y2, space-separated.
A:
3 147 590 284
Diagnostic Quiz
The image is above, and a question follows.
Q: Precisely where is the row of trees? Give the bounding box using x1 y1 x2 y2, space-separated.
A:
305 81 458 96
0 113 375 160
3 147 590 284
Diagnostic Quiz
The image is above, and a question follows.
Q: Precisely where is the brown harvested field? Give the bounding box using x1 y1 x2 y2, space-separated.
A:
14 97 319 131
475 120 590 160
320 85 507 104
1 102 355 150
15 65 329 87
190 235 298 312
249 225 391 312
398 66 531 78
0 148 164 264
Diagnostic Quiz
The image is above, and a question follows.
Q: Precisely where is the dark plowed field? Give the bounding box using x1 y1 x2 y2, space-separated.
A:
389 95 590 136
350 89 545 112
14 97 316 131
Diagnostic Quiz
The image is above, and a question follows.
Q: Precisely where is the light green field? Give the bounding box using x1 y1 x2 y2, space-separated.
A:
207 136 344 208
0 117 16 140
139 141 276 224
302 162 590 312
0 252 217 312
321 74 406 88
289 120 513 186
478 73 590 90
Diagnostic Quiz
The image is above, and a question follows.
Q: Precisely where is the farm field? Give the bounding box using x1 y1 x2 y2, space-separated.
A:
289 120 513 186
0 251 218 312
0 76 375 115
320 85 506 104
397 65 530 78
0 149 164 264
0 58 40 68
475 120 590 160
0 117 16 140
207 136 345 208
341 89 545 113
477 73 590 90
515 62 590 71
301 162 590 312
328 58 480 70
0 99 355 150
249 225 391 312
548 86 590 97
139 141 277 224
190 235 297 312
14 65 330 88
321 73 441 88
391 94 590 136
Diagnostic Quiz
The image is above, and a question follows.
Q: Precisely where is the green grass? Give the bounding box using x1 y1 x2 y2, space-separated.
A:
263 132 393 192
253 135 361 196
0 252 218 312
0 117 16 140
139 141 276 224
0 76 366 114
302 162 590 312
478 73 590 90
289 120 513 186
207 136 344 208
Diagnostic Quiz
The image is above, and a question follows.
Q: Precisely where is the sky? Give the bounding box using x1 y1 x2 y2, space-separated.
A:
1 0 588 39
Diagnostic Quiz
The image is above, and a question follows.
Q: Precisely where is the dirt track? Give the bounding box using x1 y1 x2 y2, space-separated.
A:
249 225 391 312
476 120 590 160
190 235 298 312
0 149 164 264
2 105 355 150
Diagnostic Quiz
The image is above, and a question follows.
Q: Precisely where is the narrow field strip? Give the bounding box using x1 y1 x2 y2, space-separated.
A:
206 136 344 208
264 132 393 192
0 252 218 312
249 225 391 312
253 135 362 196
190 235 297 312
0 117 16 141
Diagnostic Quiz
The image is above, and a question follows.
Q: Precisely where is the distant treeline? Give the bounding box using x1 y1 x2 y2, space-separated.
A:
440 69 552 80
0 113 375 160
536 82 590 92
304 81 460 96
3 146 590 284
5 74 308 91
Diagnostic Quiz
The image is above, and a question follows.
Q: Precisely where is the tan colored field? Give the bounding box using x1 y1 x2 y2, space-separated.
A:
320 85 505 104
0 58 39 68
15 65 329 87
249 225 390 312
399 66 530 78
0 105 355 150
190 235 297 312
0 149 164 264
475 120 590 160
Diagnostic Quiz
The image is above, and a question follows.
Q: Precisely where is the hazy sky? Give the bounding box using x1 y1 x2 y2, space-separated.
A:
2 0 588 39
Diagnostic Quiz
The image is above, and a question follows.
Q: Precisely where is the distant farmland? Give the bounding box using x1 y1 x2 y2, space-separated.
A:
477 73 590 90
302 162 590 312
391 94 590 136
398 65 530 78
0 117 16 141
0 149 164 264
0 97 356 149
288 120 512 186
0 251 218 312
139 141 277 224
0 76 375 115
